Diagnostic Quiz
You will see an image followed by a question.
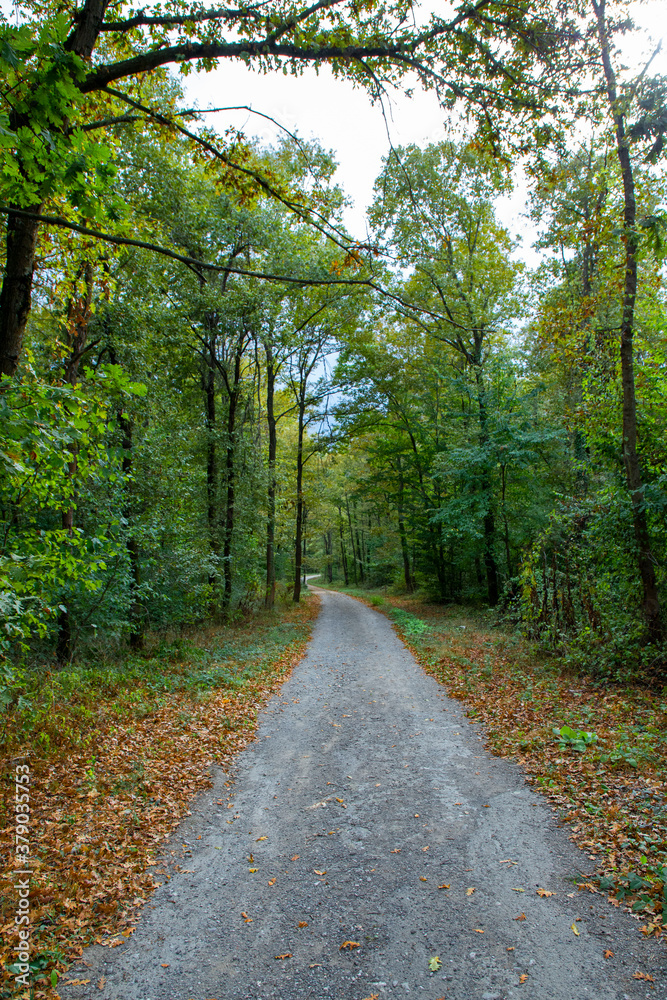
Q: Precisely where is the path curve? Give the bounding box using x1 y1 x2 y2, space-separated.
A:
63 588 665 1000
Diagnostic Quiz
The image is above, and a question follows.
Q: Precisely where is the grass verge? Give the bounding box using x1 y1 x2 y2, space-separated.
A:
0 595 319 999
326 585 667 941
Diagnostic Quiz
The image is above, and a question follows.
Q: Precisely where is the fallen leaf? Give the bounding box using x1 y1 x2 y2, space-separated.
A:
268 878 276 886
514 913 526 921
507 947 515 952
390 848 401 854
466 887 475 896
248 867 258 873
241 912 252 923
340 941 361 950
415 814 420 818
314 870 327 876
536 888 553 897
274 953 292 960
360 996 379 1000
519 974 528 984
604 949 614 959
420 876 428 882
291 855 300 861
500 859 518 865
65 981 91 986
160 963 169 968
438 884 450 890
121 928 135 937
428 956 442 971
298 921 308 928
511 887 525 893
633 972 654 981
571 924 579 936
256 836 267 841
474 928 484 933
422 846 430 851
97 977 106 989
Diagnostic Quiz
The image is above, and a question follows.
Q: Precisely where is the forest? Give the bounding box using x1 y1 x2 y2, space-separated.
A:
1 0 666 687
1 0 667 991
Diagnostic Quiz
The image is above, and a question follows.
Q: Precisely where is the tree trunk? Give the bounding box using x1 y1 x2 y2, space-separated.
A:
0 1 109 377
119 412 143 649
0 208 42 377
222 353 241 610
338 515 349 585
592 0 662 643
292 390 306 604
56 263 94 664
396 459 414 592
474 362 499 606
265 348 277 608
293 390 306 602
203 342 219 609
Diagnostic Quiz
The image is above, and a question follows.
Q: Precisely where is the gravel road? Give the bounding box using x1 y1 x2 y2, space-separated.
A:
62 587 666 1000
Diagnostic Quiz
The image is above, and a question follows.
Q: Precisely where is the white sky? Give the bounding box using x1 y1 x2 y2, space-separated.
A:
184 0 667 262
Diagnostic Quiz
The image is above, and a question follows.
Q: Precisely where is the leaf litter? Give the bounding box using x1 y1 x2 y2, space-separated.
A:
0 597 319 995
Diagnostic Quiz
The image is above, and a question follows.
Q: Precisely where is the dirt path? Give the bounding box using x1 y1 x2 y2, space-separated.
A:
62 589 665 1000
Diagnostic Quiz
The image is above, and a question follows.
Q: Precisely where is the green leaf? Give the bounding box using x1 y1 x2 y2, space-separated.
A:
428 956 442 972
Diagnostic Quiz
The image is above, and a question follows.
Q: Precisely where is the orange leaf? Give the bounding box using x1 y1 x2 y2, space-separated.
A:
514 913 526 921
519 974 528 983
474 928 484 933
274 953 292 960
298 921 308 928
536 888 553 897
268 878 276 886
604 950 614 959
438 884 450 890
339 940 360 950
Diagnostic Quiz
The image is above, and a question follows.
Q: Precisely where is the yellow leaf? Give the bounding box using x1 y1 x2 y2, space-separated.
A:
511 887 525 893
256 836 267 841
420 876 428 882
314 870 327 876
438 884 450 890
248 868 258 873
514 913 526 921
519 973 528 983
571 924 579 936
466 887 475 896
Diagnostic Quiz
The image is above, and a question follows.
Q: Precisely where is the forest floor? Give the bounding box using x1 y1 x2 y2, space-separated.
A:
316 583 667 942
0 596 319 999
54 586 665 1000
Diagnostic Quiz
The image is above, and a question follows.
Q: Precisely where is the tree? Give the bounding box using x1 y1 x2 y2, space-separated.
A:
0 0 579 377
368 141 524 603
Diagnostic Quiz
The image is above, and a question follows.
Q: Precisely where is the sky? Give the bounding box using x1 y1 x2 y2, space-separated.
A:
184 0 667 262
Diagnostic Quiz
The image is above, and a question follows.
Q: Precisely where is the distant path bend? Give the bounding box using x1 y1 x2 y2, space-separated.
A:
63 588 665 1000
